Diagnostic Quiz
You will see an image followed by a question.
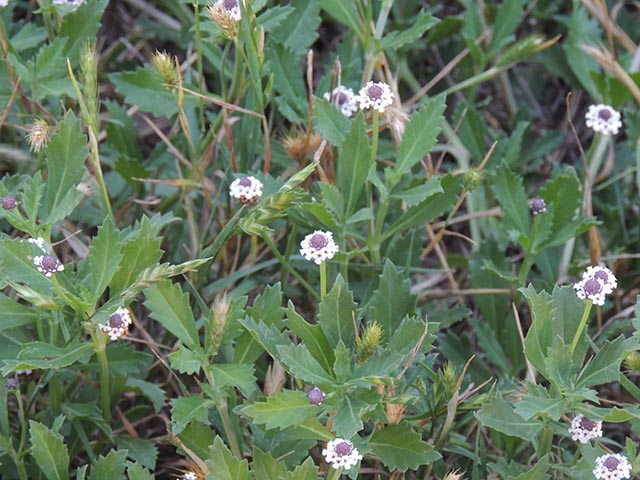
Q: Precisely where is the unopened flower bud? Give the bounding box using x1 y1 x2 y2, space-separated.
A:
624 352 640 373
529 197 546 215
464 168 482 191
6 376 18 390
307 386 325 406
2 195 17 211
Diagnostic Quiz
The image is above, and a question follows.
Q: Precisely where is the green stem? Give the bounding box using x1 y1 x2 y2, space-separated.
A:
203 366 242 459
587 134 610 181
569 301 593 356
319 261 327 299
193 0 206 130
536 425 553 460
326 467 344 480
370 109 379 166
444 66 508 95
15 386 27 459
518 215 539 285
88 128 114 220
92 332 111 422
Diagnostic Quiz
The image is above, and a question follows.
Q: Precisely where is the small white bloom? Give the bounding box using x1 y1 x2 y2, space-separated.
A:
324 86 358 117
0 0 9 8
52 0 85 9
585 104 622 136
300 230 338 265
583 266 617 294
215 0 241 21
568 414 602 443
574 265 617 306
357 81 394 113
27 237 47 253
182 473 198 480
593 453 631 480
229 176 263 205
322 438 363 470
99 307 133 341
33 255 64 277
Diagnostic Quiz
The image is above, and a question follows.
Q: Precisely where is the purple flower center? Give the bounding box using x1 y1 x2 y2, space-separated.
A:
41 255 59 272
2 195 16 211
530 198 545 213
598 108 612 121
109 313 125 328
593 270 609 283
579 416 597 430
224 0 238 9
603 456 620 470
336 92 349 105
309 234 328 250
367 85 383 100
334 441 353 456
307 386 324 405
583 278 602 296
239 177 252 187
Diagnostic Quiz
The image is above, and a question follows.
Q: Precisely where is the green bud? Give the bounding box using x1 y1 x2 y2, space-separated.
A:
624 352 640 373
463 168 482 191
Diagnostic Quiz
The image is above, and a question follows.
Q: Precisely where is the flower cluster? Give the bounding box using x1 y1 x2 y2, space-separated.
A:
573 265 617 306
593 453 631 480
214 0 241 21
300 231 338 265
568 414 602 443
307 386 325 406
99 307 133 341
33 255 64 277
585 104 622 136
324 86 358 117
529 197 546 215
322 438 363 470
2 195 16 211
229 176 263 206
357 81 394 113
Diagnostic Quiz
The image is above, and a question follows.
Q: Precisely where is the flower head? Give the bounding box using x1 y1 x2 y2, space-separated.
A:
26 119 51 153
2 195 16 211
324 86 358 117
300 231 338 265
152 51 179 86
568 414 602 443
585 104 622 136
574 265 617 306
100 307 133 341
182 473 198 480
529 197 546 215
214 0 241 21
322 438 363 470
229 176 263 206
357 81 394 113
307 386 325 406
33 255 64 277
593 453 631 480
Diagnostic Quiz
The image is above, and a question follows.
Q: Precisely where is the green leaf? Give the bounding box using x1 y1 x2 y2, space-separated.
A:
514 395 565 421
270 0 320 56
143 280 199 351
277 344 335 385
126 462 154 480
509 455 551 480
491 161 530 238
88 449 127 480
476 393 543 441
29 420 69 480
487 0 523 56
368 260 417 340
313 98 352 147
286 458 319 480
265 42 307 123
206 437 250 480
251 448 287 480
389 178 443 207
236 316 291 362
210 364 257 398
520 284 553 375
337 113 372 218
257 6 294 32
381 11 439 51
114 437 157 470
2 342 94 375
85 217 123 301
318 275 358 349
332 395 366 439
318 0 361 37
0 293 37 331
171 396 216 435
59 0 109 65
285 301 335 374
44 112 87 222
239 390 318 430
126 378 167 413
540 168 582 246
168 346 201 375
0 238 54 293
368 424 441 471
577 336 634 388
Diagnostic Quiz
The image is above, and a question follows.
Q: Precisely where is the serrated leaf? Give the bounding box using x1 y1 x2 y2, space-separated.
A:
270 0 320 56
491 161 530 238
59 0 109 65
368 424 441 471
317 275 358 349
514 395 565 421
487 0 523 56
86 217 123 301
2 342 94 375
44 112 87 222
368 260 416 340
29 420 69 480
0 292 37 331
277 344 334 385
265 42 307 123
337 113 372 218
286 458 319 480
126 462 154 480
332 396 365 439
476 393 543 441
380 11 439 51
251 448 287 480
333 341 351 383
88 449 127 480
206 437 250 480
577 336 635 388
126 378 167 413
210 363 257 397
509 455 551 480
285 301 335 374
168 346 201 375
313 97 352 147
114 437 157 470
257 5 294 32
236 316 291 362
143 280 199 351
239 390 317 430
0 238 55 293
520 284 553 375
319 0 361 36
389 178 443 207
171 396 216 435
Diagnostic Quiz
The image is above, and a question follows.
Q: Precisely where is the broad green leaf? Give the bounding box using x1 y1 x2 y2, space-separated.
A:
168 346 201 375
277 344 334 385
577 336 635 388
286 458 319 480
368 424 441 471
59 0 109 65
251 448 287 480
0 293 36 331
381 11 439 51
171 396 216 435
389 178 443 207
332 395 366 439
285 301 335 373
239 390 318 430
491 161 530 238
317 275 358 349
247 283 284 327
551 285 587 350
476 393 543 441
2 342 94 374
289 417 333 442
270 0 320 56
29 420 69 480
126 462 154 480
337 113 372 218
126 378 167 413
257 5 294 32
236 316 291 362
207 437 250 480
514 395 565 421
540 168 583 245
265 42 307 123
86 217 123 301
313 97 352 147
210 364 257 398
0 238 58 295
44 112 86 222
88 449 127 480
143 280 199 351
509 455 551 480
351 348 405 380
487 0 523 56
319 0 361 36
114 437 157 470
520 284 553 375
333 341 351 383
368 260 417 340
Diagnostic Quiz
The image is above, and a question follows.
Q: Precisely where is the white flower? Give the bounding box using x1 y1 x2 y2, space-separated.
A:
593 453 631 480
585 104 622 136
322 438 363 470
324 86 358 117
300 231 338 265
574 265 617 306
33 255 64 277
27 237 47 253
99 307 132 341
229 176 263 205
181 473 198 480
568 414 602 443
52 0 85 9
357 81 394 113
0 0 9 8
215 0 241 21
